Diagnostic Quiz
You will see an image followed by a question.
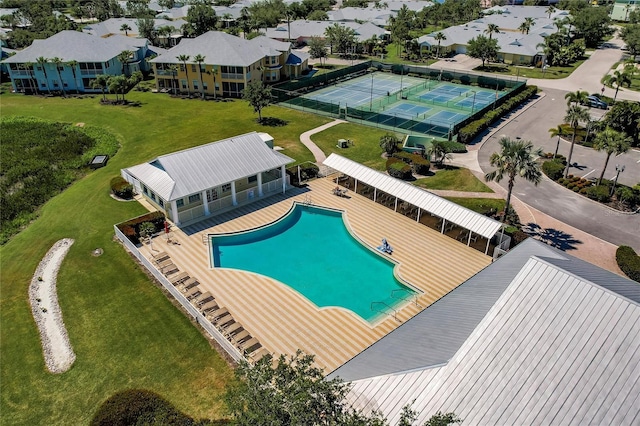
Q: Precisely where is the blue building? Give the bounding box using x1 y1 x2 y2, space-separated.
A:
1 30 149 94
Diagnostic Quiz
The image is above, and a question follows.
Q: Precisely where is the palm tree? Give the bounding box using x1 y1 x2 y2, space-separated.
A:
593 128 631 185
518 22 528 35
548 125 565 159
434 32 446 58
564 90 588 106
546 5 555 19
563 105 590 178
604 69 632 102
51 57 65 96
484 137 543 223
176 54 190 94
66 60 80 93
117 50 133 76
120 23 131 36
484 23 500 40
193 53 206 99
524 17 535 34
379 133 400 156
90 75 109 101
36 56 50 94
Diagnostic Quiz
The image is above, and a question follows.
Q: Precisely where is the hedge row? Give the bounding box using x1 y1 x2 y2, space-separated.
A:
386 157 412 180
542 160 565 181
458 85 538 144
110 176 134 199
286 163 319 186
117 211 165 244
616 246 640 283
390 151 430 177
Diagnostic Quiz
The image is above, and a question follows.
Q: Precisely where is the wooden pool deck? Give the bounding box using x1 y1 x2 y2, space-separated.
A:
139 178 491 372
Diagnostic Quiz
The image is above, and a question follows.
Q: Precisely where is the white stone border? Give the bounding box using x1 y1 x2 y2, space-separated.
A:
28 238 76 373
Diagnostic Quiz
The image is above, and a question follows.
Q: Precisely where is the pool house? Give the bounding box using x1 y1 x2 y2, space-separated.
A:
121 132 293 225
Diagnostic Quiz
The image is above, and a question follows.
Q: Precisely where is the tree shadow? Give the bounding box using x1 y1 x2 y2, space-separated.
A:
522 223 583 251
259 117 288 127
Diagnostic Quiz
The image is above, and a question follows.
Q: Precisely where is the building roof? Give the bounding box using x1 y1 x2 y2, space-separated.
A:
2 30 146 63
150 31 269 66
337 238 640 425
250 36 291 54
483 4 570 20
265 20 387 42
327 7 395 27
82 17 183 38
286 50 310 65
323 154 502 239
123 132 293 201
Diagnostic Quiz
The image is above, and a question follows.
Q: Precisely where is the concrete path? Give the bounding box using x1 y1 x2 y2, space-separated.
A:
300 119 346 164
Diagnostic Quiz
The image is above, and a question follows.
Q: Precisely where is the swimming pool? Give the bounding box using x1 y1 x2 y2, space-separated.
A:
210 204 417 323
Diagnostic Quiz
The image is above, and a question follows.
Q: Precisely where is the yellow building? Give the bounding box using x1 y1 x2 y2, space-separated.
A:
151 32 309 97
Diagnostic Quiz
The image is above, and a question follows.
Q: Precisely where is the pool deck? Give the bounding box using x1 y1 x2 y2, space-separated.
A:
138 178 491 372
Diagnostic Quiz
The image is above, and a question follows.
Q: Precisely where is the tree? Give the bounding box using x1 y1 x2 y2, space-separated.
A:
120 23 131 36
434 32 446 58
117 50 133 76
36 56 50 94
548 124 565 159
604 69 632 102
324 23 357 56
183 0 217 37
546 5 556 19
572 7 614 48
593 128 631 185
51 56 65 97
467 35 499 67
563 104 590 178
137 18 156 44
90 75 110 101
242 81 272 122
176 54 190 94
380 133 401 156
193 53 206 99
428 140 453 167
108 75 128 102
139 221 156 243
485 137 543 223
66 60 80 93
484 23 500 40
308 36 328 65
604 101 640 146
564 90 588 106
307 10 328 20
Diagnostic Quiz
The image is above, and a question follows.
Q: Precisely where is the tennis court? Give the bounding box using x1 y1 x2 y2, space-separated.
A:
383 103 432 120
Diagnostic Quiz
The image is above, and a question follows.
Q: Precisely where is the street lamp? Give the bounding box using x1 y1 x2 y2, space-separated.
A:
610 164 625 196
369 71 374 111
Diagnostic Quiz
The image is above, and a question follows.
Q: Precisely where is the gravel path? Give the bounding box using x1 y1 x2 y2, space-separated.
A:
29 239 76 373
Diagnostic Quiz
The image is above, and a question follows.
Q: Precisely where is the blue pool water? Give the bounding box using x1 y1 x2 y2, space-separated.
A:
211 204 416 322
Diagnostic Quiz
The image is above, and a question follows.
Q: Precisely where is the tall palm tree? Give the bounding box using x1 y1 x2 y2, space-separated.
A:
564 90 588 106
434 32 446 58
593 128 631 185
176 54 190 94
484 23 500 40
518 21 528 35
524 17 535 34
193 53 206 99
36 56 50 94
66 60 80 93
604 69 632 102
117 50 133 76
51 57 65 96
546 5 555 19
548 124 565 159
90 75 109 101
484 137 543 223
563 104 590 178
120 23 131 36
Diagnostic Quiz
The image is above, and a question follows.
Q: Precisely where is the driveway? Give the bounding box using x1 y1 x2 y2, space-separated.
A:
477 88 640 252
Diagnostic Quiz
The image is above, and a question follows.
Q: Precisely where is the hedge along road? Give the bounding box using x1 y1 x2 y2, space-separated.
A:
478 87 640 253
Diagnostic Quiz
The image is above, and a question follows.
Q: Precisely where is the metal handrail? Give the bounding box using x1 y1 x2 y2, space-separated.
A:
391 288 423 309
371 301 399 322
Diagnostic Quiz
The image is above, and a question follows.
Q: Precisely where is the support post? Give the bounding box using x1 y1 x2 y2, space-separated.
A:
416 208 421 222
231 181 237 205
171 200 180 225
257 173 263 197
441 219 446 234
202 190 210 215
281 165 286 193
394 197 398 212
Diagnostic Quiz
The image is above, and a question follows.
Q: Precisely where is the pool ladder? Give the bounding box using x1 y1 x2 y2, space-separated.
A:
303 194 312 205
371 302 400 322
391 288 423 309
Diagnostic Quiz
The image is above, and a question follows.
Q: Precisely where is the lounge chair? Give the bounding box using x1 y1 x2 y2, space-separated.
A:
156 259 173 269
193 291 213 305
207 307 229 322
180 277 199 290
152 251 170 262
231 330 251 344
162 263 179 276
169 272 189 285
212 310 232 325
222 322 243 337
239 337 261 354
216 315 235 329
199 299 218 313
183 286 201 299
248 347 270 363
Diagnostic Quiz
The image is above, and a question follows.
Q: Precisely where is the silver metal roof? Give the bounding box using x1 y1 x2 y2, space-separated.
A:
343 243 640 425
323 154 502 239
123 132 293 201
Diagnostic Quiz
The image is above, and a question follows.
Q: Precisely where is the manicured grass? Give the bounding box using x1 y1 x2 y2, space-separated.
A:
444 197 505 214
414 167 493 192
310 123 397 170
308 64 347 77
0 89 331 424
476 59 587 80
365 42 438 66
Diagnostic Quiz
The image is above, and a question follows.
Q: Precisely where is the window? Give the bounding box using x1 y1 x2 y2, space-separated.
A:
206 188 218 202
176 199 184 207
188 193 201 203
158 199 164 208
142 185 148 195
53 80 59 88
179 64 185 71
222 183 231 193
203 82 208 90
150 192 156 201
193 80 199 90
181 79 187 89
248 175 257 183
191 64 197 72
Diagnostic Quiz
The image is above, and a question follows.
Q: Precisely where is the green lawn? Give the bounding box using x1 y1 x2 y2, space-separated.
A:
476 59 587 80
444 197 505 214
364 42 439 66
414 167 493 192
0 89 330 424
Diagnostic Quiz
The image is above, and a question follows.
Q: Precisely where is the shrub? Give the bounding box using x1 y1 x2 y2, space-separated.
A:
585 185 611 202
91 389 197 426
616 246 640 283
510 230 529 248
567 183 576 190
616 186 638 206
542 160 564 181
117 211 165 244
110 176 134 199
392 150 415 164
411 156 430 175
572 186 580 192
386 158 412 180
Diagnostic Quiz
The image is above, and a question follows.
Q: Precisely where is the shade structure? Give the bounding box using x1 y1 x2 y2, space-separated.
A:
323 153 503 240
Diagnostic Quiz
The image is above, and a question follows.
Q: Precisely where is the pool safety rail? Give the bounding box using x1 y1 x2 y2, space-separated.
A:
371 301 400 322
391 288 423 309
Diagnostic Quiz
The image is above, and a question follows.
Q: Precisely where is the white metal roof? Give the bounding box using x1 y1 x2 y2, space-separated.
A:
346 254 640 425
323 154 502 239
123 132 293 201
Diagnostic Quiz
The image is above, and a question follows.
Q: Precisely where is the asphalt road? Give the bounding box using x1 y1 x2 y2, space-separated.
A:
478 89 640 252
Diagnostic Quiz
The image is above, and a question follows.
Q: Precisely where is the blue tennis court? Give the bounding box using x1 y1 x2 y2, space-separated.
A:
455 97 492 110
429 110 468 124
384 103 431 119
